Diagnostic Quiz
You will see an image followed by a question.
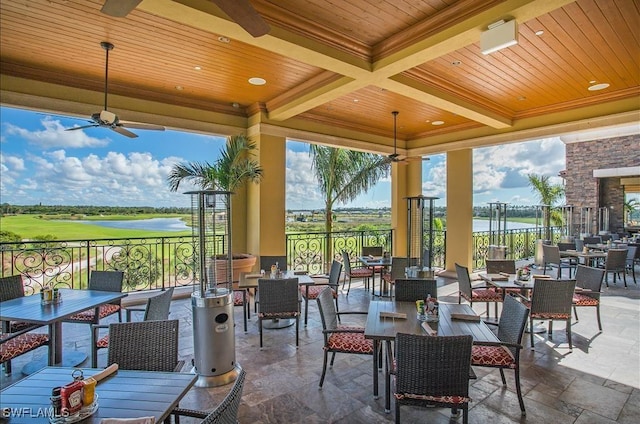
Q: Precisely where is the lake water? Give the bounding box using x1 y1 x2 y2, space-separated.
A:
75 217 535 232
75 217 190 232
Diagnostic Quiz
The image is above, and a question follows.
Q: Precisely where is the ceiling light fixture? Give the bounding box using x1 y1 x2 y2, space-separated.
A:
481 19 518 55
432 121 444 126
218 36 230 43
588 83 610 91
248 77 266 86
194 66 201 70
535 30 544 36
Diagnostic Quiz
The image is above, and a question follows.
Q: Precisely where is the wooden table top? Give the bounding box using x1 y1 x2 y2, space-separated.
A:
238 271 314 289
479 273 535 290
560 250 607 259
358 256 391 267
0 367 197 423
0 289 128 325
364 301 498 343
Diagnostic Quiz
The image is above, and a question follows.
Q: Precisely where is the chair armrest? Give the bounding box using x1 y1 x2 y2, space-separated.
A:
124 306 146 322
171 408 208 420
574 288 592 293
471 285 496 290
173 360 186 372
473 340 522 350
513 293 530 303
322 328 364 335
335 311 367 316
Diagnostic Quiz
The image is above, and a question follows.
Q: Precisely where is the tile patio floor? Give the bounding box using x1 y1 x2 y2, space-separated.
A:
2 267 639 423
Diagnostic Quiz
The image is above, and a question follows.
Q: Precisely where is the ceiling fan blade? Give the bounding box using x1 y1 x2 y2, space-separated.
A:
100 0 142 17
119 121 166 131
406 156 430 162
65 124 98 131
112 126 138 138
211 0 270 37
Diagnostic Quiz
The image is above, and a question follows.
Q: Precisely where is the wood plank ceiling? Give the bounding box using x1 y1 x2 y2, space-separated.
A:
0 0 638 157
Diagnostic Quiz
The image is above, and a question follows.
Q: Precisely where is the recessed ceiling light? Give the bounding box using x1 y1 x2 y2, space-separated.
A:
588 83 610 91
432 121 444 126
218 36 230 43
248 77 266 86
175 85 183 91
425 120 431 123
518 96 527 101
353 99 359 102
535 30 544 36
194 66 201 70
232 102 240 108
452 60 462 66
589 80 597 84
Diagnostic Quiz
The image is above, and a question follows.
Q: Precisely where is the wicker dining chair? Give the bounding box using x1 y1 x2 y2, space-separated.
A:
455 263 502 319
602 249 628 287
542 244 575 278
300 260 342 326
471 294 529 415
624 246 637 285
172 368 246 424
341 250 373 295
106 319 183 372
524 278 576 350
65 270 124 325
394 333 473 424
485 259 516 275
393 279 437 302
257 278 300 348
572 265 605 331
0 275 39 333
1 327 50 376
381 257 409 298
315 287 374 388
91 287 174 367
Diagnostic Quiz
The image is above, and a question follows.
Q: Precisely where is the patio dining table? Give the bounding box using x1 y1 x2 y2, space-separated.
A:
0 366 197 423
561 250 607 267
238 271 314 330
0 288 127 373
358 256 391 297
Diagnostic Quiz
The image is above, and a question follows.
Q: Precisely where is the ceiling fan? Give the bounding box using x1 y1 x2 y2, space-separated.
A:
100 0 270 37
65 41 165 139
387 112 429 164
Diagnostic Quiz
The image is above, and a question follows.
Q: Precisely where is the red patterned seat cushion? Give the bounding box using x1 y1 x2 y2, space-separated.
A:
349 268 373 278
461 288 502 303
394 393 470 405
0 333 49 362
326 326 373 354
68 304 121 322
530 312 570 320
572 293 598 306
472 345 516 369
300 285 337 299
96 334 110 349
258 311 299 319
9 321 36 332
233 290 244 306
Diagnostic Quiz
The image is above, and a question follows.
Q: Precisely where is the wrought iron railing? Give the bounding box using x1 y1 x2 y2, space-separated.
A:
1 226 561 294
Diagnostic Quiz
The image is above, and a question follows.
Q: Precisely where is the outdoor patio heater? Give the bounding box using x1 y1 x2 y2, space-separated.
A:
580 207 594 237
598 207 610 235
534 204 551 266
487 202 508 260
560 205 575 242
187 190 241 387
406 195 438 275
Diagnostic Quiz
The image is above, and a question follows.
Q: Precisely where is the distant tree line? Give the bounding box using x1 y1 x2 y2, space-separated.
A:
1 203 190 216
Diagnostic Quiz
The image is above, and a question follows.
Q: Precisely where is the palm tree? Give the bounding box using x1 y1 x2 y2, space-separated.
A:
624 198 639 226
527 173 564 239
167 135 262 192
309 145 390 265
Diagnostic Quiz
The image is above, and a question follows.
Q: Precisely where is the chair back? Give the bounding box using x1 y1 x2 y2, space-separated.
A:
626 246 637 263
201 368 246 424
394 279 437 302
486 259 516 274
530 279 576 316
542 244 561 263
575 239 584 252
497 295 529 357
316 286 339 332
144 287 174 321
0 275 25 302
362 246 383 257
107 319 180 371
422 249 431 267
605 249 627 271
583 236 602 245
395 333 472 399
341 250 353 274
327 260 343 288
557 242 576 251
455 263 472 298
257 278 299 315
389 257 409 281
575 265 604 293
260 256 287 272
88 270 124 292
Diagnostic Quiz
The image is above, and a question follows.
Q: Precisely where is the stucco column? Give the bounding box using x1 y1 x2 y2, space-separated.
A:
391 160 422 256
246 133 286 261
443 149 473 277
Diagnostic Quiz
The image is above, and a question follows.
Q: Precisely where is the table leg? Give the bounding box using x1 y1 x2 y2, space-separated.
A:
243 290 248 332
384 340 391 413
372 339 379 399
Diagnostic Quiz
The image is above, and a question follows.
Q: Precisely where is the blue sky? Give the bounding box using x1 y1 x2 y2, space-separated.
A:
0 106 566 209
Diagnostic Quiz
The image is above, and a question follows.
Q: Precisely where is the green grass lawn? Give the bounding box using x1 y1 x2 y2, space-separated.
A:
1 214 191 240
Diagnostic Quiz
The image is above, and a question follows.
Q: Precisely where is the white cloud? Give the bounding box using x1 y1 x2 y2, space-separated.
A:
4 116 109 149
286 149 323 209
